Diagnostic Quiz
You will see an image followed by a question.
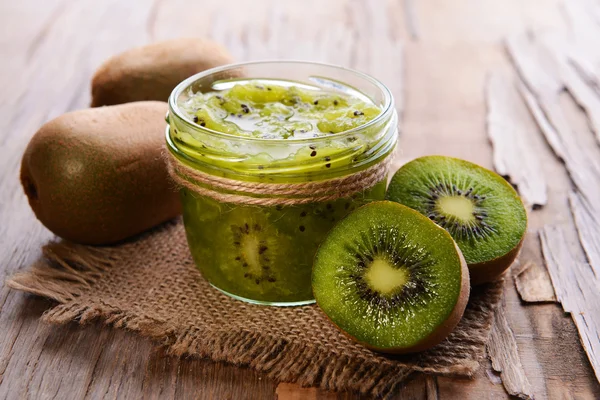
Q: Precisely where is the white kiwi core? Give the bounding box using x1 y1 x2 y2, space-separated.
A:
241 235 261 272
364 257 409 295
436 196 475 222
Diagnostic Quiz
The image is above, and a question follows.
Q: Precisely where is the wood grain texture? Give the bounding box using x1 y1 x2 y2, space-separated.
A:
487 299 534 399
508 31 600 201
1 0 599 399
486 71 547 208
402 0 420 40
540 225 600 383
563 0 600 112
507 23 600 386
513 261 556 303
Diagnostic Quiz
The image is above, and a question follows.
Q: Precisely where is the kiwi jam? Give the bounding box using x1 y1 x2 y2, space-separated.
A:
166 62 398 305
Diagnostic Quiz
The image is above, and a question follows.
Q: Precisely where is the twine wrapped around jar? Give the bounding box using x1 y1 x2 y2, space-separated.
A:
165 150 393 206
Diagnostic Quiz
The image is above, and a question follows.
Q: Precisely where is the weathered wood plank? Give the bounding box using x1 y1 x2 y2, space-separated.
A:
485 71 547 208
508 32 600 202
540 225 600 383
507 28 600 385
487 299 535 399
403 0 420 40
425 376 438 400
512 261 556 303
1 0 600 399
563 0 600 103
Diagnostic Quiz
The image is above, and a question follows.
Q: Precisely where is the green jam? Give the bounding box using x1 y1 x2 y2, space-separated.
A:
172 78 394 305
181 183 387 303
178 81 381 139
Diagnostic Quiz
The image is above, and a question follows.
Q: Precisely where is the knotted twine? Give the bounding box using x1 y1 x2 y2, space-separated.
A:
165 150 392 205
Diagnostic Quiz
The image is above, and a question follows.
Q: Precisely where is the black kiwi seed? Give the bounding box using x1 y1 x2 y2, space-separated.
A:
300 211 307 217
310 151 317 157
299 225 305 232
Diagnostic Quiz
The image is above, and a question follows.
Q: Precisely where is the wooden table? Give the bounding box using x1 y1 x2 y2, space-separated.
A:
1 0 599 398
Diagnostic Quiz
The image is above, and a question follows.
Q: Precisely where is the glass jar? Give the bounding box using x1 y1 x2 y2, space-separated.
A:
166 61 398 306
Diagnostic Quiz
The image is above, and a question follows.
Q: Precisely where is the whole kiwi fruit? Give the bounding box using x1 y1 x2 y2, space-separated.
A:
312 201 469 354
20 101 181 245
91 38 233 107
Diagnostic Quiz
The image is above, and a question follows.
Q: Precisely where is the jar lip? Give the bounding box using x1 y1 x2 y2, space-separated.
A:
168 60 395 144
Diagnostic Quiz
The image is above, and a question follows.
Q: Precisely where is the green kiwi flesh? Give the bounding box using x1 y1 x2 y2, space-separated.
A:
312 201 469 353
386 156 527 284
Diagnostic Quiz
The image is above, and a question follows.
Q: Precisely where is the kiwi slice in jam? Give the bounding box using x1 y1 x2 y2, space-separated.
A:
312 201 469 354
386 156 528 285
220 208 283 287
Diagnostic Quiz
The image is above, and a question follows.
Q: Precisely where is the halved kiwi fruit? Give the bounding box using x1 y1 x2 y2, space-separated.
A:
386 156 527 284
312 201 469 354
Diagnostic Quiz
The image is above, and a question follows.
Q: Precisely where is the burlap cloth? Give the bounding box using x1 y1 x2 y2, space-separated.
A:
8 220 503 398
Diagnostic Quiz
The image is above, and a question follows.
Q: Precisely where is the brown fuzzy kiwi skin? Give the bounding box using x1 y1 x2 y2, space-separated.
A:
20 101 182 245
91 38 233 107
468 235 524 285
317 235 470 355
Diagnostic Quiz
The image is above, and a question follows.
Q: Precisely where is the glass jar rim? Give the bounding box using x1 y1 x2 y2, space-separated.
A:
168 60 395 144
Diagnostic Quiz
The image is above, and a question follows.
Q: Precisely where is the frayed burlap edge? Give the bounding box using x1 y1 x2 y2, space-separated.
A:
7 240 503 398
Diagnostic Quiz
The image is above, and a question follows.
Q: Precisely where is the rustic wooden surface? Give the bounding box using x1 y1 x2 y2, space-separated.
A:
1 0 600 399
